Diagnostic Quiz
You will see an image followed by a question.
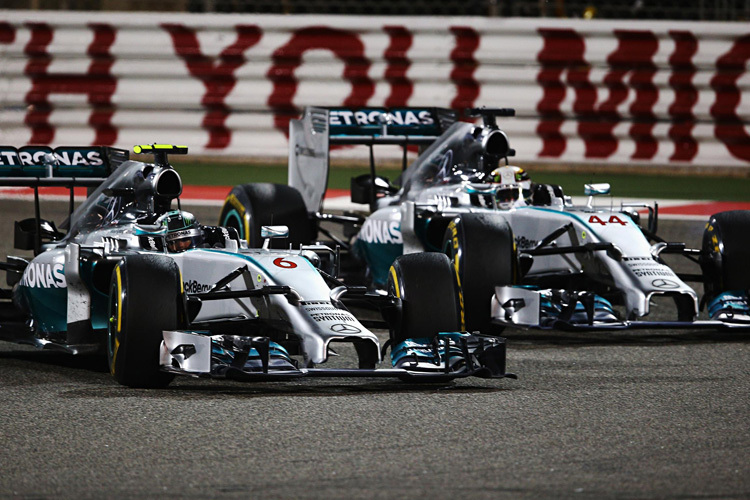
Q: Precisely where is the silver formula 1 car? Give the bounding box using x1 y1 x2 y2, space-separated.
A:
0 144 512 388
220 106 750 334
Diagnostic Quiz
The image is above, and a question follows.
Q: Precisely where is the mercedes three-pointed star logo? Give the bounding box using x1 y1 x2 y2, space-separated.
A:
651 278 680 289
330 323 361 333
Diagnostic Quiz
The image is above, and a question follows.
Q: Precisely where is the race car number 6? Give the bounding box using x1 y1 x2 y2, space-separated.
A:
273 257 297 269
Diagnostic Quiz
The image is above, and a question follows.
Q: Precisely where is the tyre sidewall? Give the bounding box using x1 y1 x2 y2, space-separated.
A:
219 185 255 245
444 214 515 333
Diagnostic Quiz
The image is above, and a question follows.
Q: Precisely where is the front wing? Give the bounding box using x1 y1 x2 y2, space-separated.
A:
492 286 750 331
159 330 516 382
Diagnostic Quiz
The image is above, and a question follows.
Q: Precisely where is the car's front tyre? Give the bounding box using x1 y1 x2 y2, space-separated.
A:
701 210 750 301
442 214 516 335
387 252 459 344
107 255 185 388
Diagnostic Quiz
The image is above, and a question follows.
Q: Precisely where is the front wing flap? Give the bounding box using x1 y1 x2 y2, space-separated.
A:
159 330 515 381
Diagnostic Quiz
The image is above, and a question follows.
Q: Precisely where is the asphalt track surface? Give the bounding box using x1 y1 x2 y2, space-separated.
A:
1 199 749 499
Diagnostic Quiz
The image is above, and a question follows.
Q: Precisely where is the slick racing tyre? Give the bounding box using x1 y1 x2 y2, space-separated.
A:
701 210 750 300
442 214 516 335
107 255 186 388
387 253 459 343
219 183 315 248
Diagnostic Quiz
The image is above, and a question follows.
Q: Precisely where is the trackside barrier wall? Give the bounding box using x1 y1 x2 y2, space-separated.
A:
0 11 748 168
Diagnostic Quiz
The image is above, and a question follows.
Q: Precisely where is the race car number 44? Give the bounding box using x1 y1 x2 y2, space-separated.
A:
589 215 628 226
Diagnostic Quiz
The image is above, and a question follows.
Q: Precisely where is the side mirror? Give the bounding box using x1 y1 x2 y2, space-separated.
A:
14 218 64 251
350 174 397 206
584 183 611 196
261 225 289 239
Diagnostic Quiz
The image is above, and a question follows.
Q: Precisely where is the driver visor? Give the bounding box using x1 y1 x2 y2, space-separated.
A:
494 185 522 205
165 227 202 253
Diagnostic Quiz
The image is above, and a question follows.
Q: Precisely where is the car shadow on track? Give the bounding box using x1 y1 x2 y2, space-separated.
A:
0 349 109 372
58 381 511 399
0 348 511 398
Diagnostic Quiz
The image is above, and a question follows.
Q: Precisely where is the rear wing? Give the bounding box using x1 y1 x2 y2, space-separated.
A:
0 146 129 188
326 107 457 145
289 107 456 212
0 146 129 254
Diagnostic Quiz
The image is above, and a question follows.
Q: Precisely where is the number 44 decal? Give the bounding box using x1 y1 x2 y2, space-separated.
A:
588 215 628 226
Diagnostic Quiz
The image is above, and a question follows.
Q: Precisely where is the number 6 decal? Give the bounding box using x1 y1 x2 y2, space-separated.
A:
273 257 297 269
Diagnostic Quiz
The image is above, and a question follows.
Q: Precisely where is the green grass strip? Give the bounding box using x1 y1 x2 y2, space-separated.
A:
172 161 750 201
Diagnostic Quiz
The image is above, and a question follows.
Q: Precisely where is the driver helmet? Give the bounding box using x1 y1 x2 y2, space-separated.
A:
158 210 203 252
489 166 532 209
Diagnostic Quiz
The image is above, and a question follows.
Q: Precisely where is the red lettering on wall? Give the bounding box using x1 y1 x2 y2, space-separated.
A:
162 24 262 150
450 26 480 119
710 34 750 162
577 30 659 159
667 31 699 162
536 28 592 157
618 30 659 160
266 27 375 135
538 29 661 160
0 22 15 44
24 23 117 145
383 26 413 107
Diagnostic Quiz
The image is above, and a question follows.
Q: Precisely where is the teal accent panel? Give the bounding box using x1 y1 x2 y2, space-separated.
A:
83 261 110 331
19 285 67 333
353 238 403 288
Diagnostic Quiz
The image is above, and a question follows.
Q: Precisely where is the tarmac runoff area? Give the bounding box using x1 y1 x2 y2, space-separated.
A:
0 197 748 498
1 185 750 220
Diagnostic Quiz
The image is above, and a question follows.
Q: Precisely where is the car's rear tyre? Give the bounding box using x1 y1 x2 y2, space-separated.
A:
442 214 516 335
701 210 750 300
107 255 185 388
219 183 314 248
387 253 459 343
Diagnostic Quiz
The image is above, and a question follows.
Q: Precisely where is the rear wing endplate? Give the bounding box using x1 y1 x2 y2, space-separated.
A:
289 107 456 212
289 108 330 213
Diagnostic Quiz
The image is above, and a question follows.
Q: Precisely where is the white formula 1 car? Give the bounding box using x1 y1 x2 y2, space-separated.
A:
0 144 512 387
220 107 750 334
